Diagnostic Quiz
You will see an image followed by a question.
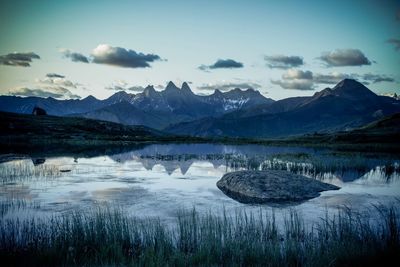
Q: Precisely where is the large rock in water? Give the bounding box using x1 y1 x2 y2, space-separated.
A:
217 170 340 204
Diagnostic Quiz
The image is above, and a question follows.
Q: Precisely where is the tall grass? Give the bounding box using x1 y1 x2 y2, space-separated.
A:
0 160 62 184
0 204 399 266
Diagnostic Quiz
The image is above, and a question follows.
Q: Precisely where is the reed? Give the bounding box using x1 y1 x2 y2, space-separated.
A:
0 202 398 266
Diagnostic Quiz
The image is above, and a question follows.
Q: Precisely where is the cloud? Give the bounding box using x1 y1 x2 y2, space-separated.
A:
264 55 304 69
271 80 314 90
60 49 89 63
106 85 146 93
91 44 161 68
125 86 147 92
8 73 83 99
0 52 40 67
362 73 395 84
282 69 313 80
8 86 81 99
106 80 164 93
271 69 314 90
319 49 371 67
272 68 395 90
37 77 78 88
199 59 244 71
387 38 400 51
46 73 65 78
313 72 351 84
198 81 261 92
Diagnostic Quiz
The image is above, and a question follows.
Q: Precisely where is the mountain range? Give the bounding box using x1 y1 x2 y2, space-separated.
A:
0 79 399 138
0 81 273 130
165 79 400 138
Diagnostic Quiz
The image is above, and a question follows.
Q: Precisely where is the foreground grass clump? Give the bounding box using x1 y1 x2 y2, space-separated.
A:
0 206 399 266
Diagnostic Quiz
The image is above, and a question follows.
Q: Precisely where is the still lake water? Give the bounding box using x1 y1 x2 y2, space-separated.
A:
1 143 399 223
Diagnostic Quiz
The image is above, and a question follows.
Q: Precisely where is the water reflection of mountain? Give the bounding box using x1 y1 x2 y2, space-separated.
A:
109 144 318 160
106 144 400 183
138 158 228 175
108 144 316 175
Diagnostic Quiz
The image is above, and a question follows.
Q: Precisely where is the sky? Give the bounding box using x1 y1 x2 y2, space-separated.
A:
0 0 399 100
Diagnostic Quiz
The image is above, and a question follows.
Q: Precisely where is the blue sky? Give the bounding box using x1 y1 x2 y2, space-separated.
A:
0 0 399 100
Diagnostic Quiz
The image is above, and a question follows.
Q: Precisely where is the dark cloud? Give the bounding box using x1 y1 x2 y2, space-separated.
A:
319 49 371 67
91 44 161 68
61 49 89 63
9 86 81 99
271 69 314 90
46 73 65 78
210 59 243 69
198 81 261 92
199 59 244 71
264 55 304 69
387 38 400 51
362 73 395 84
0 52 40 67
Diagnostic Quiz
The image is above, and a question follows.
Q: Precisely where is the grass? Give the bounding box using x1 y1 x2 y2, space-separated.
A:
0 203 399 266
0 160 63 184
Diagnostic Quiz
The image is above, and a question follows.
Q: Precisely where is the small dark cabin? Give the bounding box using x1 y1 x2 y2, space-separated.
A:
32 106 47 116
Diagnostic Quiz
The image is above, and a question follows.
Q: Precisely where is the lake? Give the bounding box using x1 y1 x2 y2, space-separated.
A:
1 143 399 224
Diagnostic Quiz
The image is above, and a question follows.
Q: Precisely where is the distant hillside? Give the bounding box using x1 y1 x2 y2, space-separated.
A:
0 111 168 147
330 112 400 143
283 112 400 149
358 112 400 133
74 101 169 129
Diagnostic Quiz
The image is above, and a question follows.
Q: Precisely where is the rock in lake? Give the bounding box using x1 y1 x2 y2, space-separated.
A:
217 170 340 204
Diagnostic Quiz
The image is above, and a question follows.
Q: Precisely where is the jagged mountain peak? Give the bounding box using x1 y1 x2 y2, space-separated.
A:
181 81 190 89
335 78 362 88
82 95 98 101
244 88 262 96
165 81 179 91
111 90 130 97
332 79 377 99
213 89 223 96
143 85 158 98
181 82 194 94
105 90 134 104
310 79 377 103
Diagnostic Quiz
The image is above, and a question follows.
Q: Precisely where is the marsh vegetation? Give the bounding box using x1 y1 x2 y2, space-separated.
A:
0 201 399 266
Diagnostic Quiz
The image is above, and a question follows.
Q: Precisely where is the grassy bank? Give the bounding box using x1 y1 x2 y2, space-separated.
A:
1 204 399 266
1 111 400 155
